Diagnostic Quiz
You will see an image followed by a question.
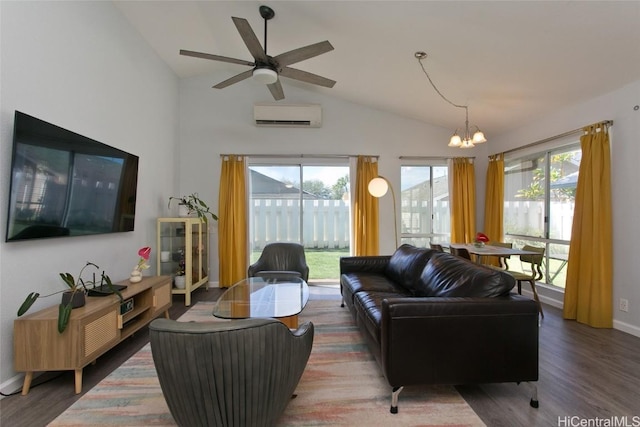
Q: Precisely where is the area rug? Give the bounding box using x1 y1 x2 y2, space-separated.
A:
49 300 485 426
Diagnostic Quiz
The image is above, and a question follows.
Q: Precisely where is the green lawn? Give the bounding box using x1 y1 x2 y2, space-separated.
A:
250 248 349 280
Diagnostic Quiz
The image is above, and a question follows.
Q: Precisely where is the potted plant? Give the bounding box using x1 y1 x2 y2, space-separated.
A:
474 232 490 248
17 262 121 333
168 193 218 223
174 249 186 289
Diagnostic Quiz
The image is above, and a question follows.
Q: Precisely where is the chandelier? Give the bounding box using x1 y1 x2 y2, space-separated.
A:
415 52 486 148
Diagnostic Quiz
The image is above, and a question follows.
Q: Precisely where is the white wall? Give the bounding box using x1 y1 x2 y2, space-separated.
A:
177 73 460 280
0 2 178 392
179 72 640 338
489 79 640 336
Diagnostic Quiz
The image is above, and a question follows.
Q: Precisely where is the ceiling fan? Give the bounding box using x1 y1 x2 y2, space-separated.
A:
180 5 335 101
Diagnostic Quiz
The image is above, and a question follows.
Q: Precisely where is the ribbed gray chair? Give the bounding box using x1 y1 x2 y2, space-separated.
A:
248 242 310 282
149 318 314 427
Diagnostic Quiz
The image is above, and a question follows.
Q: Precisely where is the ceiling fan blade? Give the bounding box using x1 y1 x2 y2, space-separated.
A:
279 67 336 88
274 41 334 67
267 80 285 101
213 69 254 89
232 17 268 63
180 49 254 67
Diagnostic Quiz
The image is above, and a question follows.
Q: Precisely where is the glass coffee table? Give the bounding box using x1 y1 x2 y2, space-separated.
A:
213 276 309 328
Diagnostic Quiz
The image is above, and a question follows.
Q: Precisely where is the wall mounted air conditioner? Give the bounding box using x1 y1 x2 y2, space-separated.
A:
254 103 322 128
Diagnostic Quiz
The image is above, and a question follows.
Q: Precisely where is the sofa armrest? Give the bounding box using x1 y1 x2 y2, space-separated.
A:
340 256 391 275
380 295 539 387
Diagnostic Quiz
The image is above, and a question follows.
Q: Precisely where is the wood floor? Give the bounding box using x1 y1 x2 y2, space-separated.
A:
2 286 639 427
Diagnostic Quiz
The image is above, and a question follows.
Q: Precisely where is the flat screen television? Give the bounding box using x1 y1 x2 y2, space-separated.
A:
5 111 139 242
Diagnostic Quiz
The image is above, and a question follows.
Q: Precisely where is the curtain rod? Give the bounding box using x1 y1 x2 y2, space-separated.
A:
219 154 378 159
399 155 475 160
495 120 613 157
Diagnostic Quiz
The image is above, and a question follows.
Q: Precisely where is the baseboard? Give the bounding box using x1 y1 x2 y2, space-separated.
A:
0 373 28 399
613 320 640 338
520 287 640 338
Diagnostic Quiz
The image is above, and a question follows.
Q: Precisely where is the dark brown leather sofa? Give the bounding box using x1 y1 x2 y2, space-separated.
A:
340 244 539 413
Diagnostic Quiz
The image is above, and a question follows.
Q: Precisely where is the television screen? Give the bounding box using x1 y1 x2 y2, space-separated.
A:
5 111 139 242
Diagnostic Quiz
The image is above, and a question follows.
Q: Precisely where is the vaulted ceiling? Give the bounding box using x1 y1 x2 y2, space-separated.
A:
114 1 640 136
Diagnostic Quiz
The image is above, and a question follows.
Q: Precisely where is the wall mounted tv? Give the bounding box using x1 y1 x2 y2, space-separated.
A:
5 111 139 242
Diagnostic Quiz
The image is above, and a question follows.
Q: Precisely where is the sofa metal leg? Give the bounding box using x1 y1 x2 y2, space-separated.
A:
528 382 539 408
390 386 404 414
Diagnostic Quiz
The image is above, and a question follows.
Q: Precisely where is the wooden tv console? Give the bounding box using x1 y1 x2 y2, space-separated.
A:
13 275 172 395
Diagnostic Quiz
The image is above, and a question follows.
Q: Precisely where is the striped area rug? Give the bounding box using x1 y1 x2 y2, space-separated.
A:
49 300 485 426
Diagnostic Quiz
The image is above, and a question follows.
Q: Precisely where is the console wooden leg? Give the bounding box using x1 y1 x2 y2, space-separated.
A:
164 310 170 319
21 371 33 395
74 369 83 394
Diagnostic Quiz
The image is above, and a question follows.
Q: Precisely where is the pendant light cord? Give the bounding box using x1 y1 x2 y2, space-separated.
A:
415 52 467 111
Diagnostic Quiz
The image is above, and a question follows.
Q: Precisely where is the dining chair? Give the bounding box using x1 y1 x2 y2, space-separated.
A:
489 242 513 269
450 247 472 260
429 243 444 252
506 245 545 318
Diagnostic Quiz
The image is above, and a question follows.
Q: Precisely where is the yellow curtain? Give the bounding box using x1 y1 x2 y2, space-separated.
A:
563 122 613 328
353 156 379 255
218 155 247 287
450 157 476 243
484 153 505 266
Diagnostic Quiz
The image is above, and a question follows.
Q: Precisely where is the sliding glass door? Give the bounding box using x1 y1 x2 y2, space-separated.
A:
504 144 580 288
249 161 350 281
400 163 450 247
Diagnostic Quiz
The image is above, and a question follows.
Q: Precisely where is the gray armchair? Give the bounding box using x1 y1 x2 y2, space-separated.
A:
248 242 310 282
149 317 314 427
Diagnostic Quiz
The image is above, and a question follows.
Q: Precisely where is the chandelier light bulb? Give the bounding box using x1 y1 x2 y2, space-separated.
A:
449 133 462 147
461 139 475 149
473 129 487 143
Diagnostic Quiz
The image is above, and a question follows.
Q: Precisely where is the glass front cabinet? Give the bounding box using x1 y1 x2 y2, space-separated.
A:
156 217 209 306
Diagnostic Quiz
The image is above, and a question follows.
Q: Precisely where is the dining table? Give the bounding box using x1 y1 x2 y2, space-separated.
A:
447 243 540 265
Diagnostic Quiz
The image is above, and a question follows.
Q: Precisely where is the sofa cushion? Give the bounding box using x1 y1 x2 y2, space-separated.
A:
341 273 403 296
384 244 436 295
415 252 515 297
354 290 412 345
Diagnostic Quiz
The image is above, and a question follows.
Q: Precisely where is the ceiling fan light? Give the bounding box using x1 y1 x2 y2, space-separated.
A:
473 129 487 143
253 68 278 85
449 133 462 147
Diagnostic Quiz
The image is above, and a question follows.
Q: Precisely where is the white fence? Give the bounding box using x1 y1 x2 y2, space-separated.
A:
504 200 574 241
251 199 350 249
250 198 574 251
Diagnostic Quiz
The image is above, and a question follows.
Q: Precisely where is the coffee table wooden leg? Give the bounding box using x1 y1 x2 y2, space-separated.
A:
21 371 33 395
74 368 83 394
279 315 299 329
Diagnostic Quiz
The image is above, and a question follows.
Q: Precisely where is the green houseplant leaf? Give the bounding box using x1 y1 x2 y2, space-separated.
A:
17 261 102 334
17 292 40 316
168 193 218 223
57 303 72 334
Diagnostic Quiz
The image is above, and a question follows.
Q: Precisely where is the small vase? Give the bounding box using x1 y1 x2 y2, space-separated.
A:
129 270 142 283
61 291 86 308
178 204 191 218
174 275 186 289
474 241 485 248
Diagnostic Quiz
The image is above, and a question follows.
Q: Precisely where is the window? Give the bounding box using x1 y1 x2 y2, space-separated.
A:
400 164 450 247
248 161 350 280
504 144 580 288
